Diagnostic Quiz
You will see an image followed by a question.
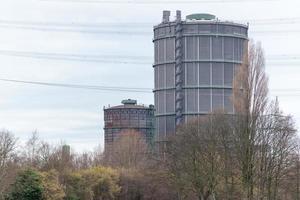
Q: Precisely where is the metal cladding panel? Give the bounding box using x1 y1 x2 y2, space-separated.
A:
199 36 211 59
199 89 211 112
186 89 198 112
212 89 224 111
224 37 234 60
166 90 175 113
158 40 165 62
158 116 166 140
157 27 166 37
186 37 198 60
153 17 248 142
182 63 186 86
224 25 234 34
166 64 175 88
154 42 159 63
183 24 198 34
234 38 243 61
182 89 186 113
158 65 165 88
224 63 234 86
166 115 176 136
186 63 198 86
154 67 159 88
155 93 159 112
158 91 165 114
212 63 223 85
212 37 223 59
241 27 248 35
199 63 211 85
224 89 234 113
156 114 176 142
199 24 211 33
166 38 175 61
182 37 186 60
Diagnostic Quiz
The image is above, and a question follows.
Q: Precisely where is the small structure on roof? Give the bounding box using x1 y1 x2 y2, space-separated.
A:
186 13 216 20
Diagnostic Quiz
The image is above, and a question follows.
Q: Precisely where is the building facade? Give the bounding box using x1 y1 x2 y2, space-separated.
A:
103 99 155 150
153 11 248 143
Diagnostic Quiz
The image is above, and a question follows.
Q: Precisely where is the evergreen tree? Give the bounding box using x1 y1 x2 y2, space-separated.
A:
6 169 44 200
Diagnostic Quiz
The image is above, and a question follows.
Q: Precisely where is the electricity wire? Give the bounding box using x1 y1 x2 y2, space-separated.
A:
0 50 151 64
2 24 300 35
0 78 153 93
1 78 300 97
2 18 300 35
2 18 300 28
39 0 278 4
0 50 300 65
0 24 150 35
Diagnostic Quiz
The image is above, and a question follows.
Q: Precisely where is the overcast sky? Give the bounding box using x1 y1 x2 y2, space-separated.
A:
0 0 299 152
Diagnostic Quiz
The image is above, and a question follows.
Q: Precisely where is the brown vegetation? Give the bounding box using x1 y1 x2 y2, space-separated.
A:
0 42 299 200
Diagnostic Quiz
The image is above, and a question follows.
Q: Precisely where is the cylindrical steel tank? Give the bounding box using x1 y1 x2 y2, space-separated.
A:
103 99 155 150
153 11 248 143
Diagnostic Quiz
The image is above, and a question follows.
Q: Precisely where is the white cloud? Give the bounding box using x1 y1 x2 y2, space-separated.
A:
0 0 299 151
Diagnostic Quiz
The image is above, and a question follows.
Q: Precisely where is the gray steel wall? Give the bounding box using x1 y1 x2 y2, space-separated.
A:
153 20 248 142
104 108 155 149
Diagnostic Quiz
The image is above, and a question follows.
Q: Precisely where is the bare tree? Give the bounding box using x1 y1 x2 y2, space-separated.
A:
232 41 268 200
166 116 229 200
0 130 17 198
255 100 296 200
24 130 41 167
233 41 297 200
165 41 297 200
279 139 300 200
104 130 149 169
90 145 104 167
74 152 93 170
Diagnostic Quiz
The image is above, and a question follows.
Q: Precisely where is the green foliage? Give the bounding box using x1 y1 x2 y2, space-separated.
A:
64 167 120 200
6 168 44 200
41 170 65 200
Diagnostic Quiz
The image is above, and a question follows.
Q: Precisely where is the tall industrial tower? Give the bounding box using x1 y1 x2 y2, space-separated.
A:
103 99 155 150
153 11 248 144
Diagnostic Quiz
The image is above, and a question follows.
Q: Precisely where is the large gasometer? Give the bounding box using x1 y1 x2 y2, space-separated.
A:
153 11 248 145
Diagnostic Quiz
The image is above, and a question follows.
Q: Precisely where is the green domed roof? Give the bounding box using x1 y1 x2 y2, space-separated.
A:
186 13 216 20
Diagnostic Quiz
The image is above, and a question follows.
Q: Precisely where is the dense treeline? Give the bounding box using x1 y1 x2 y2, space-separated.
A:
0 130 177 200
0 42 299 200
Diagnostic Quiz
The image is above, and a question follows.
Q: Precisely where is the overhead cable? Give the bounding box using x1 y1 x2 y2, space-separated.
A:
1 78 300 97
1 50 300 65
1 24 299 35
0 78 152 93
40 0 277 4
0 50 150 64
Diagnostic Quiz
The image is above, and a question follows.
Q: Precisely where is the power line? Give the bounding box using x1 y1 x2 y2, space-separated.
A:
240 17 300 25
1 50 300 65
40 0 278 4
2 23 300 36
252 30 300 34
1 17 300 29
0 50 151 60
248 19 300 26
0 24 150 35
0 50 151 64
0 78 152 93
2 78 300 97
267 55 300 60
0 19 153 28
272 88 300 92
1 16 300 36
